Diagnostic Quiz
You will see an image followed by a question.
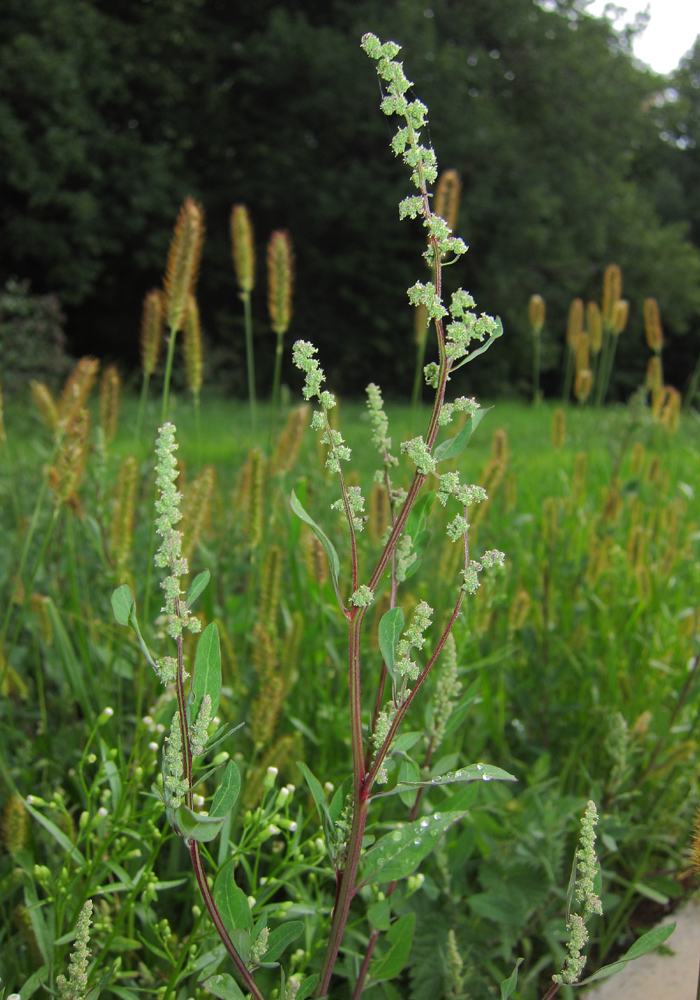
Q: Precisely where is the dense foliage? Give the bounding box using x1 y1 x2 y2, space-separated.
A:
1 0 700 397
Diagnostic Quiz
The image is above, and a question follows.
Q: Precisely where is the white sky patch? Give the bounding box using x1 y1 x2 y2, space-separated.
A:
585 0 700 75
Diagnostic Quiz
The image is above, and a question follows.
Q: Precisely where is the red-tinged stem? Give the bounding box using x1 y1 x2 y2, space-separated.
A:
541 983 561 1000
189 840 266 1000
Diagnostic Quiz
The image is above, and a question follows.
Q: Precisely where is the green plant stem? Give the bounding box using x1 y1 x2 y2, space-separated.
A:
562 343 575 404
269 327 285 448
594 326 611 407
683 350 700 412
161 325 179 423
194 390 202 465
532 329 541 404
242 292 257 433
410 332 428 417
135 371 151 444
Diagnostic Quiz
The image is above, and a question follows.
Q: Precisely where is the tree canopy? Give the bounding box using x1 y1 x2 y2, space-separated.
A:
1 0 699 397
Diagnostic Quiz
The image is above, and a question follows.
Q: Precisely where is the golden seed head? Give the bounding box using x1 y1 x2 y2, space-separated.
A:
433 168 462 233
491 427 509 465
507 588 531 632
602 263 622 322
2 794 29 856
110 454 139 580
163 197 205 333
528 294 545 334
586 301 603 353
31 381 59 435
575 369 593 404
611 298 629 335
567 299 584 349
659 386 681 434
58 357 99 433
267 230 294 336
551 407 566 449
571 451 588 504
629 441 645 478
182 464 217 561
231 204 256 295
183 293 203 397
141 288 164 377
643 298 664 353
271 404 309 476
575 331 591 373
99 365 121 443
49 407 91 511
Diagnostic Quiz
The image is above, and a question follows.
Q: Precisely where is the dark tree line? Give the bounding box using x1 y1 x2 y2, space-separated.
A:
1 0 699 398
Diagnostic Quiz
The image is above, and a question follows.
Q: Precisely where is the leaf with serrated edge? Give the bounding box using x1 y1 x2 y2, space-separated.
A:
360 811 466 886
186 568 210 608
378 607 404 682
191 622 221 722
210 760 240 819
290 490 344 609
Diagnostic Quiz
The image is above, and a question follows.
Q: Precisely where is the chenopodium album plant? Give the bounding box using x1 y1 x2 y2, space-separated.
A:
105 34 669 1000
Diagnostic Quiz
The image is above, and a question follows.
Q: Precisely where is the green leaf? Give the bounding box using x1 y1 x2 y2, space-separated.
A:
264 920 305 963
186 569 210 608
370 913 416 982
451 317 504 371
201 974 246 1000
392 732 422 754
378 606 404 682
22 798 85 866
398 758 420 809
434 406 491 462
290 490 344 610
18 964 50 1000
175 804 226 843
214 867 254 932
296 975 319 1000
500 957 523 999
111 584 134 626
578 922 676 985
468 893 525 926
405 491 434 538
210 760 241 819
191 622 221 721
409 762 516 788
631 880 670 905
360 811 466 886
368 898 392 931
296 761 328 821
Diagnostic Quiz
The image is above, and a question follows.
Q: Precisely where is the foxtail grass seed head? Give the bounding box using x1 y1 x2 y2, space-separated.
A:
141 288 164 377
629 441 645 478
110 455 139 580
243 447 265 548
181 464 216 561
99 365 121 443
575 369 593 404
504 470 517 510
31 380 59 435
602 263 622 323
646 355 662 399
660 385 681 434
1 794 29 856
369 481 391 543
433 168 462 233
58 357 99 432
635 564 652 603
508 587 531 632
163 197 205 333
267 230 294 335
49 408 90 511
575 331 590 374
586 301 603 354
271 404 309 475
551 407 566 449
611 298 629 335
644 297 664 353
571 451 588 505
258 544 284 636
542 497 558 548
183 293 203 397
491 427 509 466
567 298 584 349
231 204 256 295
528 294 545 334
304 527 328 586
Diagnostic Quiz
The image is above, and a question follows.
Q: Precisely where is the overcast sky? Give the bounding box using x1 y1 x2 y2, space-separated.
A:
585 0 700 75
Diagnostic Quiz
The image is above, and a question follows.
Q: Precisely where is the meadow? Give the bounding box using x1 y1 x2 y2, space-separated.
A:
1 31 699 1000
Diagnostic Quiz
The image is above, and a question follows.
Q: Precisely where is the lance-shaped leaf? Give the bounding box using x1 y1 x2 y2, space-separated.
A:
186 568 210 608
214 867 253 932
433 406 491 462
191 622 221 721
175 804 226 842
501 958 524 1000
290 490 344 610
210 760 241 819
360 811 467 886
376 762 516 799
263 920 305 963
378 606 404 683
370 913 416 982
451 316 504 371
578 923 676 985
